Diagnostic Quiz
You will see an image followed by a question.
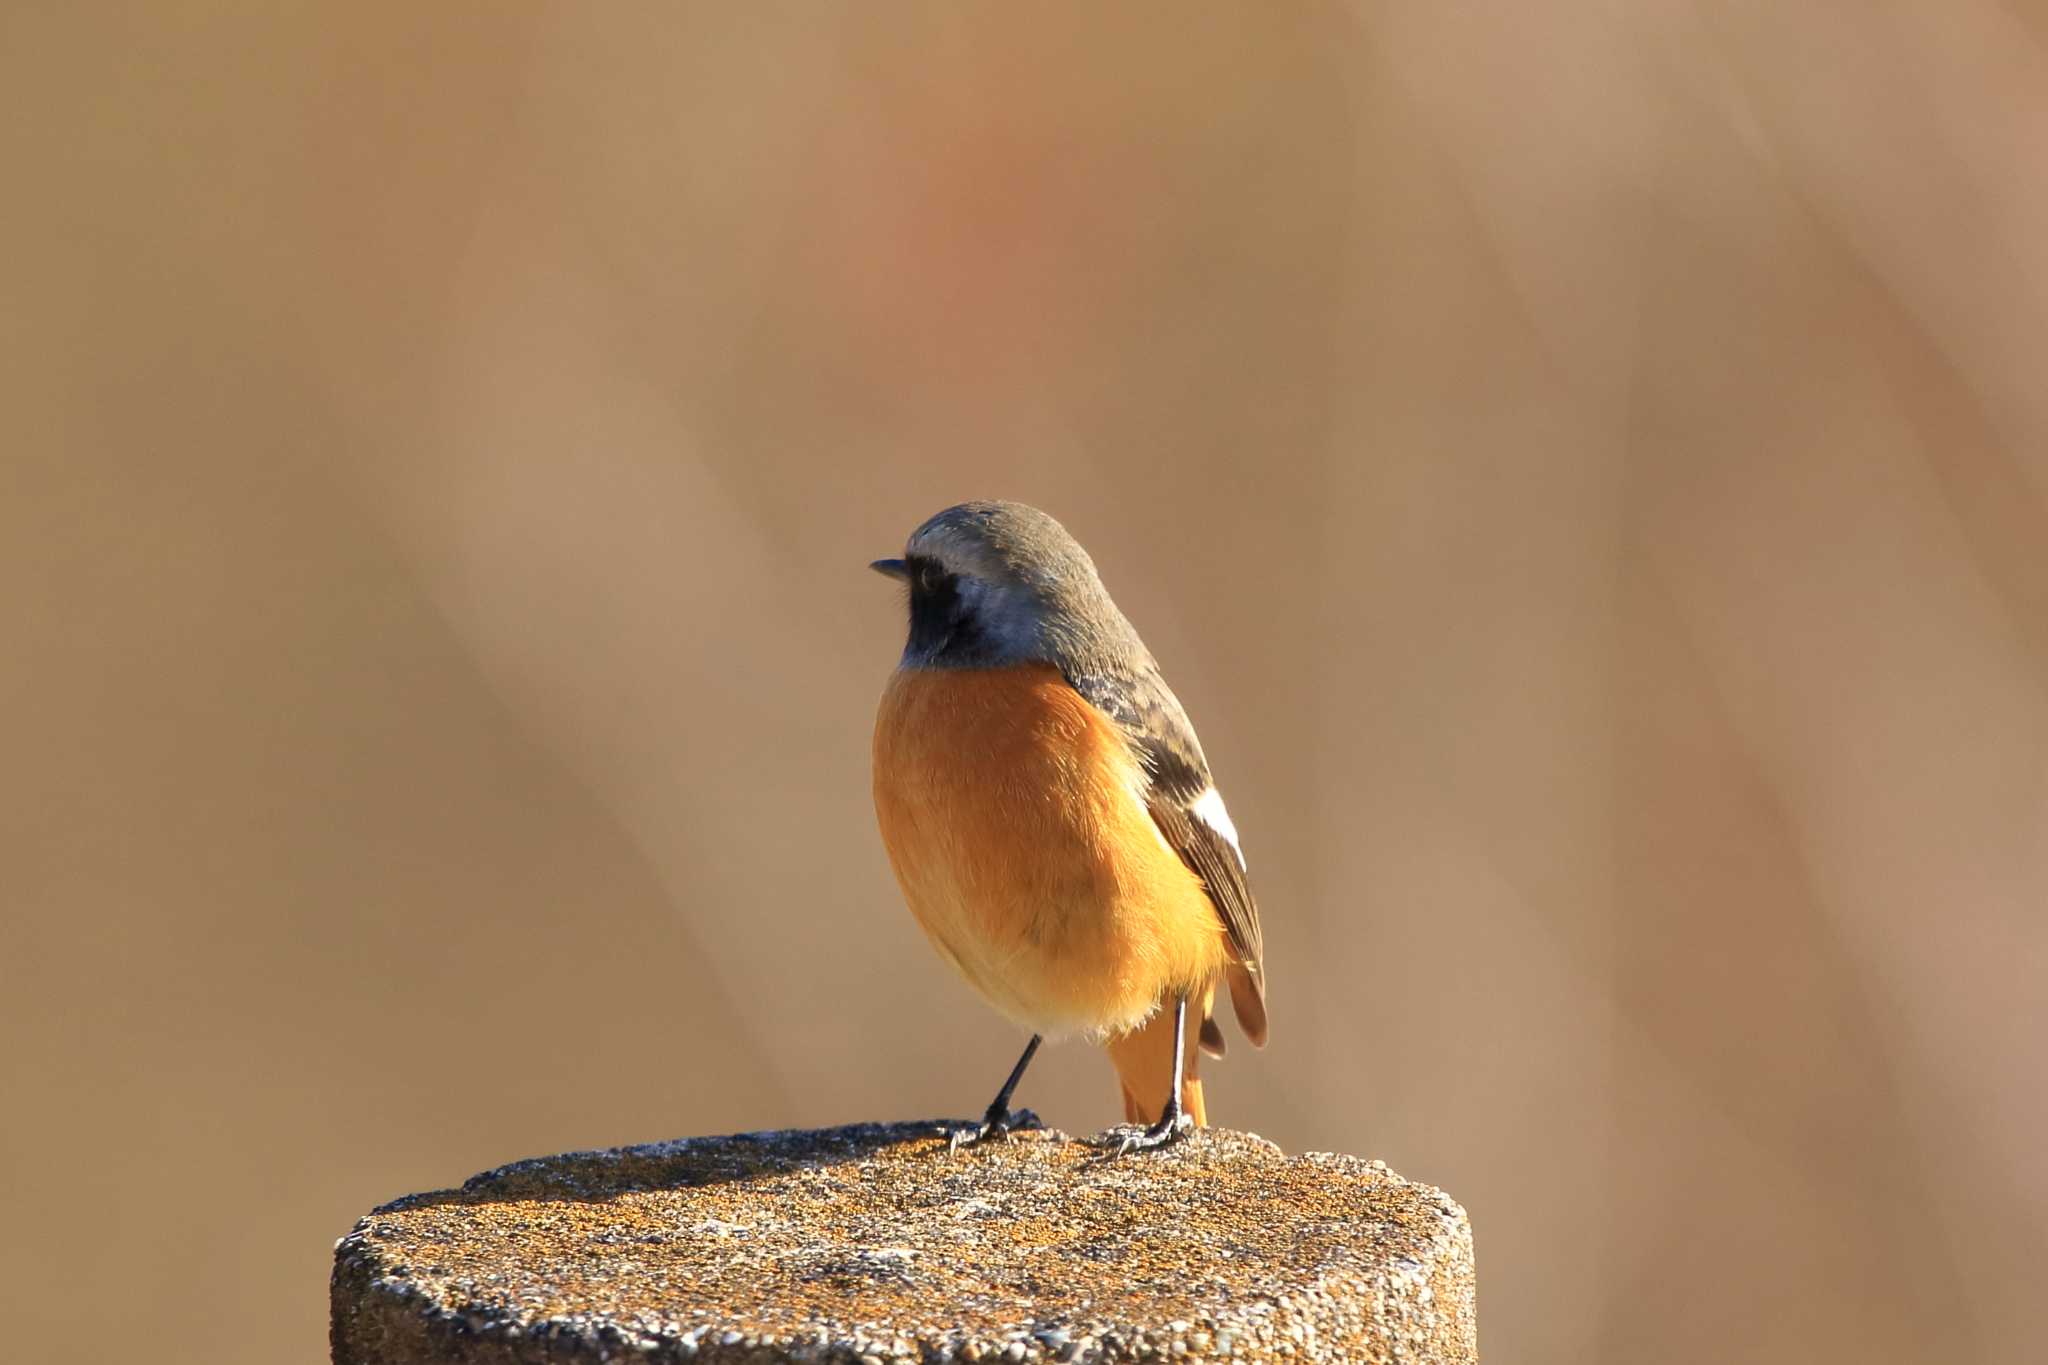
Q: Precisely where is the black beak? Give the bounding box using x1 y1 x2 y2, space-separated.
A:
870 558 909 581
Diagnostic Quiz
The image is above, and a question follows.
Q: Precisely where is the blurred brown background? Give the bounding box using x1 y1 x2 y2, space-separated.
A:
4 3 2045 1361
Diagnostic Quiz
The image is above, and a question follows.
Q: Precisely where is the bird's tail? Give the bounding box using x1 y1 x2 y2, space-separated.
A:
1106 983 1214 1127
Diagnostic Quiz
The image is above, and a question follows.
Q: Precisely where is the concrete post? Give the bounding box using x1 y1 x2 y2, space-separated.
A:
332 1121 1475 1363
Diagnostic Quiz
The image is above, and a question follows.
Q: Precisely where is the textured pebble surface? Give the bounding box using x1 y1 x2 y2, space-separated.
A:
331 1121 1475 1364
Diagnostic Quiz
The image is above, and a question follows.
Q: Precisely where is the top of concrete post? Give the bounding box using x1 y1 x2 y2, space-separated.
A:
332 1121 1474 1364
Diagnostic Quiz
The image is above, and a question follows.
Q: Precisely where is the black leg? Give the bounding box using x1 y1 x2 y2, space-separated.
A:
949 1034 1043 1149
1108 996 1195 1156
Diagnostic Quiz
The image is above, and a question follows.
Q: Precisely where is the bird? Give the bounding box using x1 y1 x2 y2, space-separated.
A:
869 500 1267 1152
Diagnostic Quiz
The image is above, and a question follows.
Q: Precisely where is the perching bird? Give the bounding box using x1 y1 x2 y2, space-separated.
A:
870 501 1267 1151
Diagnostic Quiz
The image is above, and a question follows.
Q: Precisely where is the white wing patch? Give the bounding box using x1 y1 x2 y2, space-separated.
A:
1191 786 1246 870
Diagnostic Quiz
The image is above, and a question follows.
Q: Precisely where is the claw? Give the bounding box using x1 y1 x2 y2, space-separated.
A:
1094 1110 1196 1159
947 1107 1042 1151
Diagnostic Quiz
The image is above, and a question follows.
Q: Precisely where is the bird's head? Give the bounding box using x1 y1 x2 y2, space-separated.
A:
872 501 1123 669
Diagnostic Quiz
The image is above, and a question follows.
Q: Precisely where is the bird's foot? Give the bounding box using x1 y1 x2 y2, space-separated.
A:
1095 1110 1196 1158
947 1106 1042 1151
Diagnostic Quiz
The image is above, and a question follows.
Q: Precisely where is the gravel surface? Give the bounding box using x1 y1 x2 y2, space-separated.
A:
331 1120 1475 1364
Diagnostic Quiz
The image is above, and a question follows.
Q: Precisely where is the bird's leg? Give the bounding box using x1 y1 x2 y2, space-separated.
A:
1109 996 1196 1156
949 1034 1043 1149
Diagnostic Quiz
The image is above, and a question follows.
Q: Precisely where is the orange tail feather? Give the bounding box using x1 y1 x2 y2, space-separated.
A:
1105 986 1214 1127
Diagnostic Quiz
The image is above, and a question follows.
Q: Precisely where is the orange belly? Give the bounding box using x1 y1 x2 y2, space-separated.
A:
872 664 1229 1039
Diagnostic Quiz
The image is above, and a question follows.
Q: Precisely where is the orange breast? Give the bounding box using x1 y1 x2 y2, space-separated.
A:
872 664 1229 1038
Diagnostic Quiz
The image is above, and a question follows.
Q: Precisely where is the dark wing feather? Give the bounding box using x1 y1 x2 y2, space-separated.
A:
1065 665 1268 1044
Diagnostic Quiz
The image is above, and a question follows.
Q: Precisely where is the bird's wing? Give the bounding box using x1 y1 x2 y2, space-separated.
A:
1065 665 1268 1046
